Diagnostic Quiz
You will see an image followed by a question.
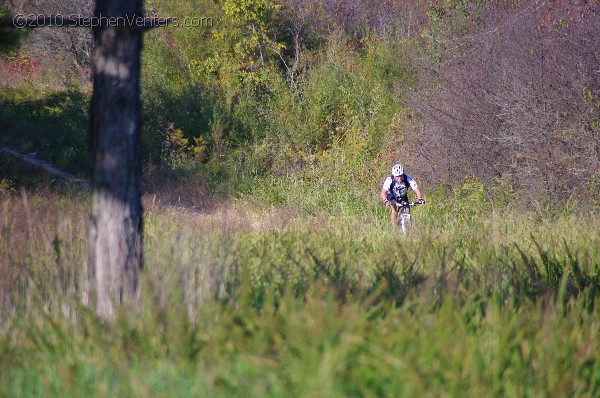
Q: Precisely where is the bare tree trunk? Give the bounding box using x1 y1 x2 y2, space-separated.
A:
88 0 143 320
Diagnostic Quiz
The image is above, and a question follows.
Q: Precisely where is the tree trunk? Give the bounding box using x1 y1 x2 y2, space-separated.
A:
88 0 144 320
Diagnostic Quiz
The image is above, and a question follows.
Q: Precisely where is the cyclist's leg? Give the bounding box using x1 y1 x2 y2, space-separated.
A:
387 193 398 226
391 205 399 226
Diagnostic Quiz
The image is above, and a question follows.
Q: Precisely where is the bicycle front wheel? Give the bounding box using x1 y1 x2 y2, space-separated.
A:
398 212 412 235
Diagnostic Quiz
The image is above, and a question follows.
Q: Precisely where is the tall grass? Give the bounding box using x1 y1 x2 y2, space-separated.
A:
0 188 598 397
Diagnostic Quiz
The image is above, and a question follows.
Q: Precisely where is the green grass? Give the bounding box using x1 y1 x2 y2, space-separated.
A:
0 189 598 397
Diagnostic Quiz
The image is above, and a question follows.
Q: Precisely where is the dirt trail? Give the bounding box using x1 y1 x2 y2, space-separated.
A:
1 146 291 231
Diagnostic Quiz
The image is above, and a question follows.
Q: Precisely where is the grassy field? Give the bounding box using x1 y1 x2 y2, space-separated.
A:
0 185 598 397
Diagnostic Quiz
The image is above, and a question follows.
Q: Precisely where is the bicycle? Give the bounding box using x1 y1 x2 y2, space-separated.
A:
393 201 422 235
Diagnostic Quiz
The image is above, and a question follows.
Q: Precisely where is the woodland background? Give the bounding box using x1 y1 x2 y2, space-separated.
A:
1 0 598 207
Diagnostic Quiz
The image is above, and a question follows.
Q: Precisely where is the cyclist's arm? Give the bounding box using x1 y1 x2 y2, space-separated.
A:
407 175 423 201
413 187 423 201
380 188 389 203
381 177 400 207
381 188 399 208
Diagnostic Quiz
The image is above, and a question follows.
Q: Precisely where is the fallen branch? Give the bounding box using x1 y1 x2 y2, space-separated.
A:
0 147 88 186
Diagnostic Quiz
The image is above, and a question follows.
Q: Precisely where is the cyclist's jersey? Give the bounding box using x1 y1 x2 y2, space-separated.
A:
382 174 418 201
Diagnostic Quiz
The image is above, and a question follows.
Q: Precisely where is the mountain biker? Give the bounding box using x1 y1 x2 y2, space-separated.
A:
380 164 424 226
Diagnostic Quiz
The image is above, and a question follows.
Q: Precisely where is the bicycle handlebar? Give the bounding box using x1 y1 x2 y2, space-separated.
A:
393 201 422 210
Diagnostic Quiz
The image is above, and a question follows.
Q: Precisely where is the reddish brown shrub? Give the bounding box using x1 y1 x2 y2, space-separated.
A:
409 1 599 203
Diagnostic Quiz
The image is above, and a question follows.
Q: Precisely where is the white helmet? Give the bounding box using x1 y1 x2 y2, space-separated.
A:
391 164 404 176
